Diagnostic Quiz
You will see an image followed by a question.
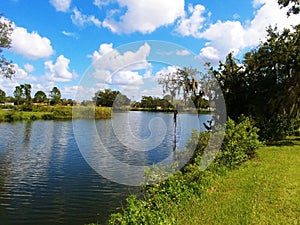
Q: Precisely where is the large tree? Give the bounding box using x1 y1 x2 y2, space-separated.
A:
20 83 32 103
33 90 47 103
0 89 5 102
49 87 61 105
0 15 15 78
93 89 130 107
211 25 299 140
13 85 24 105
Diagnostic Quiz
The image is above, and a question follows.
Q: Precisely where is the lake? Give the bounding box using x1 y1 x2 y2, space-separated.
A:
0 111 210 225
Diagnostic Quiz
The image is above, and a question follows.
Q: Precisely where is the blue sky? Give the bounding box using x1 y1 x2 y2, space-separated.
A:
1 0 298 100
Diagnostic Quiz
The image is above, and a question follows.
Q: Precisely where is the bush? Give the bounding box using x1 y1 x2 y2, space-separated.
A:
41 113 54 120
216 116 262 168
258 114 298 141
52 106 72 119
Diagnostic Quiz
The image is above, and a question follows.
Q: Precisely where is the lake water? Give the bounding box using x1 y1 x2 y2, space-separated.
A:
0 111 210 225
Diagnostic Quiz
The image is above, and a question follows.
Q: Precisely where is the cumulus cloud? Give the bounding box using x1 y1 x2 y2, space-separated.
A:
50 0 71 12
199 46 220 62
175 4 207 37
103 0 184 34
11 27 54 59
175 0 299 63
71 7 101 27
45 55 74 82
113 70 143 86
90 42 151 74
88 42 151 95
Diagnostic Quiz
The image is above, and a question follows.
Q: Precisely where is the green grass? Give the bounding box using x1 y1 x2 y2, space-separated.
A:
175 138 300 225
0 106 112 122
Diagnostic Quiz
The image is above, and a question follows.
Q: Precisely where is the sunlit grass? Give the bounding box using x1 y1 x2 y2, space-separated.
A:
175 138 300 225
0 106 112 122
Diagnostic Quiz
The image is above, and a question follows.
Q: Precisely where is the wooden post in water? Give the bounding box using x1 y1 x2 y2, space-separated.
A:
173 109 178 151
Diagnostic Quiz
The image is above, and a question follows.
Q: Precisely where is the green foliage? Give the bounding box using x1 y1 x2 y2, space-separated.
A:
0 106 112 122
0 15 15 78
41 113 54 120
217 116 262 168
49 87 62 105
93 89 130 108
34 90 47 103
211 25 300 141
0 89 6 102
107 116 262 225
258 114 299 141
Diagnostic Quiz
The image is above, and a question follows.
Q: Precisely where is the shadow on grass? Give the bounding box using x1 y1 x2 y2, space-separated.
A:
268 136 300 147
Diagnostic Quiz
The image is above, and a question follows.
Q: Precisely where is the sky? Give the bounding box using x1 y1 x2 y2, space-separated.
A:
0 0 299 101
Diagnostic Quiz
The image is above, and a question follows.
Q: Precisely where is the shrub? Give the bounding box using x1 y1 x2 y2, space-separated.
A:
216 116 262 168
41 113 54 120
258 114 298 141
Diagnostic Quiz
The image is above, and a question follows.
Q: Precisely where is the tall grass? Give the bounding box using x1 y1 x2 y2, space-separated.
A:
0 106 111 122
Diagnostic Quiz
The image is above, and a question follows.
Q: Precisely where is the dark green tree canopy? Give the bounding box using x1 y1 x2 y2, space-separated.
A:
49 87 61 105
13 85 24 105
0 89 6 102
211 25 299 140
93 89 130 107
34 90 47 103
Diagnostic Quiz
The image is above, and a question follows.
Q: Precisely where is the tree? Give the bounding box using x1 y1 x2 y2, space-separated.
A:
140 96 155 109
33 90 47 103
20 83 32 103
0 89 5 102
158 67 216 126
49 87 61 105
210 25 299 140
0 15 15 78
210 53 248 120
278 0 300 15
93 89 130 107
13 85 24 105
19 83 32 110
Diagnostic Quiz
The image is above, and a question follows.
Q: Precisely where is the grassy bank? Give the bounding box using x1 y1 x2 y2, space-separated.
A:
0 106 112 122
176 137 300 225
103 117 299 225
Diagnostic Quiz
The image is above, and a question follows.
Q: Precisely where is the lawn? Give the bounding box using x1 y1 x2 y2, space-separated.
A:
176 137 300 225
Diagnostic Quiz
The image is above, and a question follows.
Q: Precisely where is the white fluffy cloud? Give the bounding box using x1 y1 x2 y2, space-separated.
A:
91 42 151 75
11 27 54 59
199 46 220 61
103 0 184 34
45 55 74 82
50 0 71 12
113 70 144 92
175 4 207 37
175 0 299 63
71 7 101 27
87 42 151 96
